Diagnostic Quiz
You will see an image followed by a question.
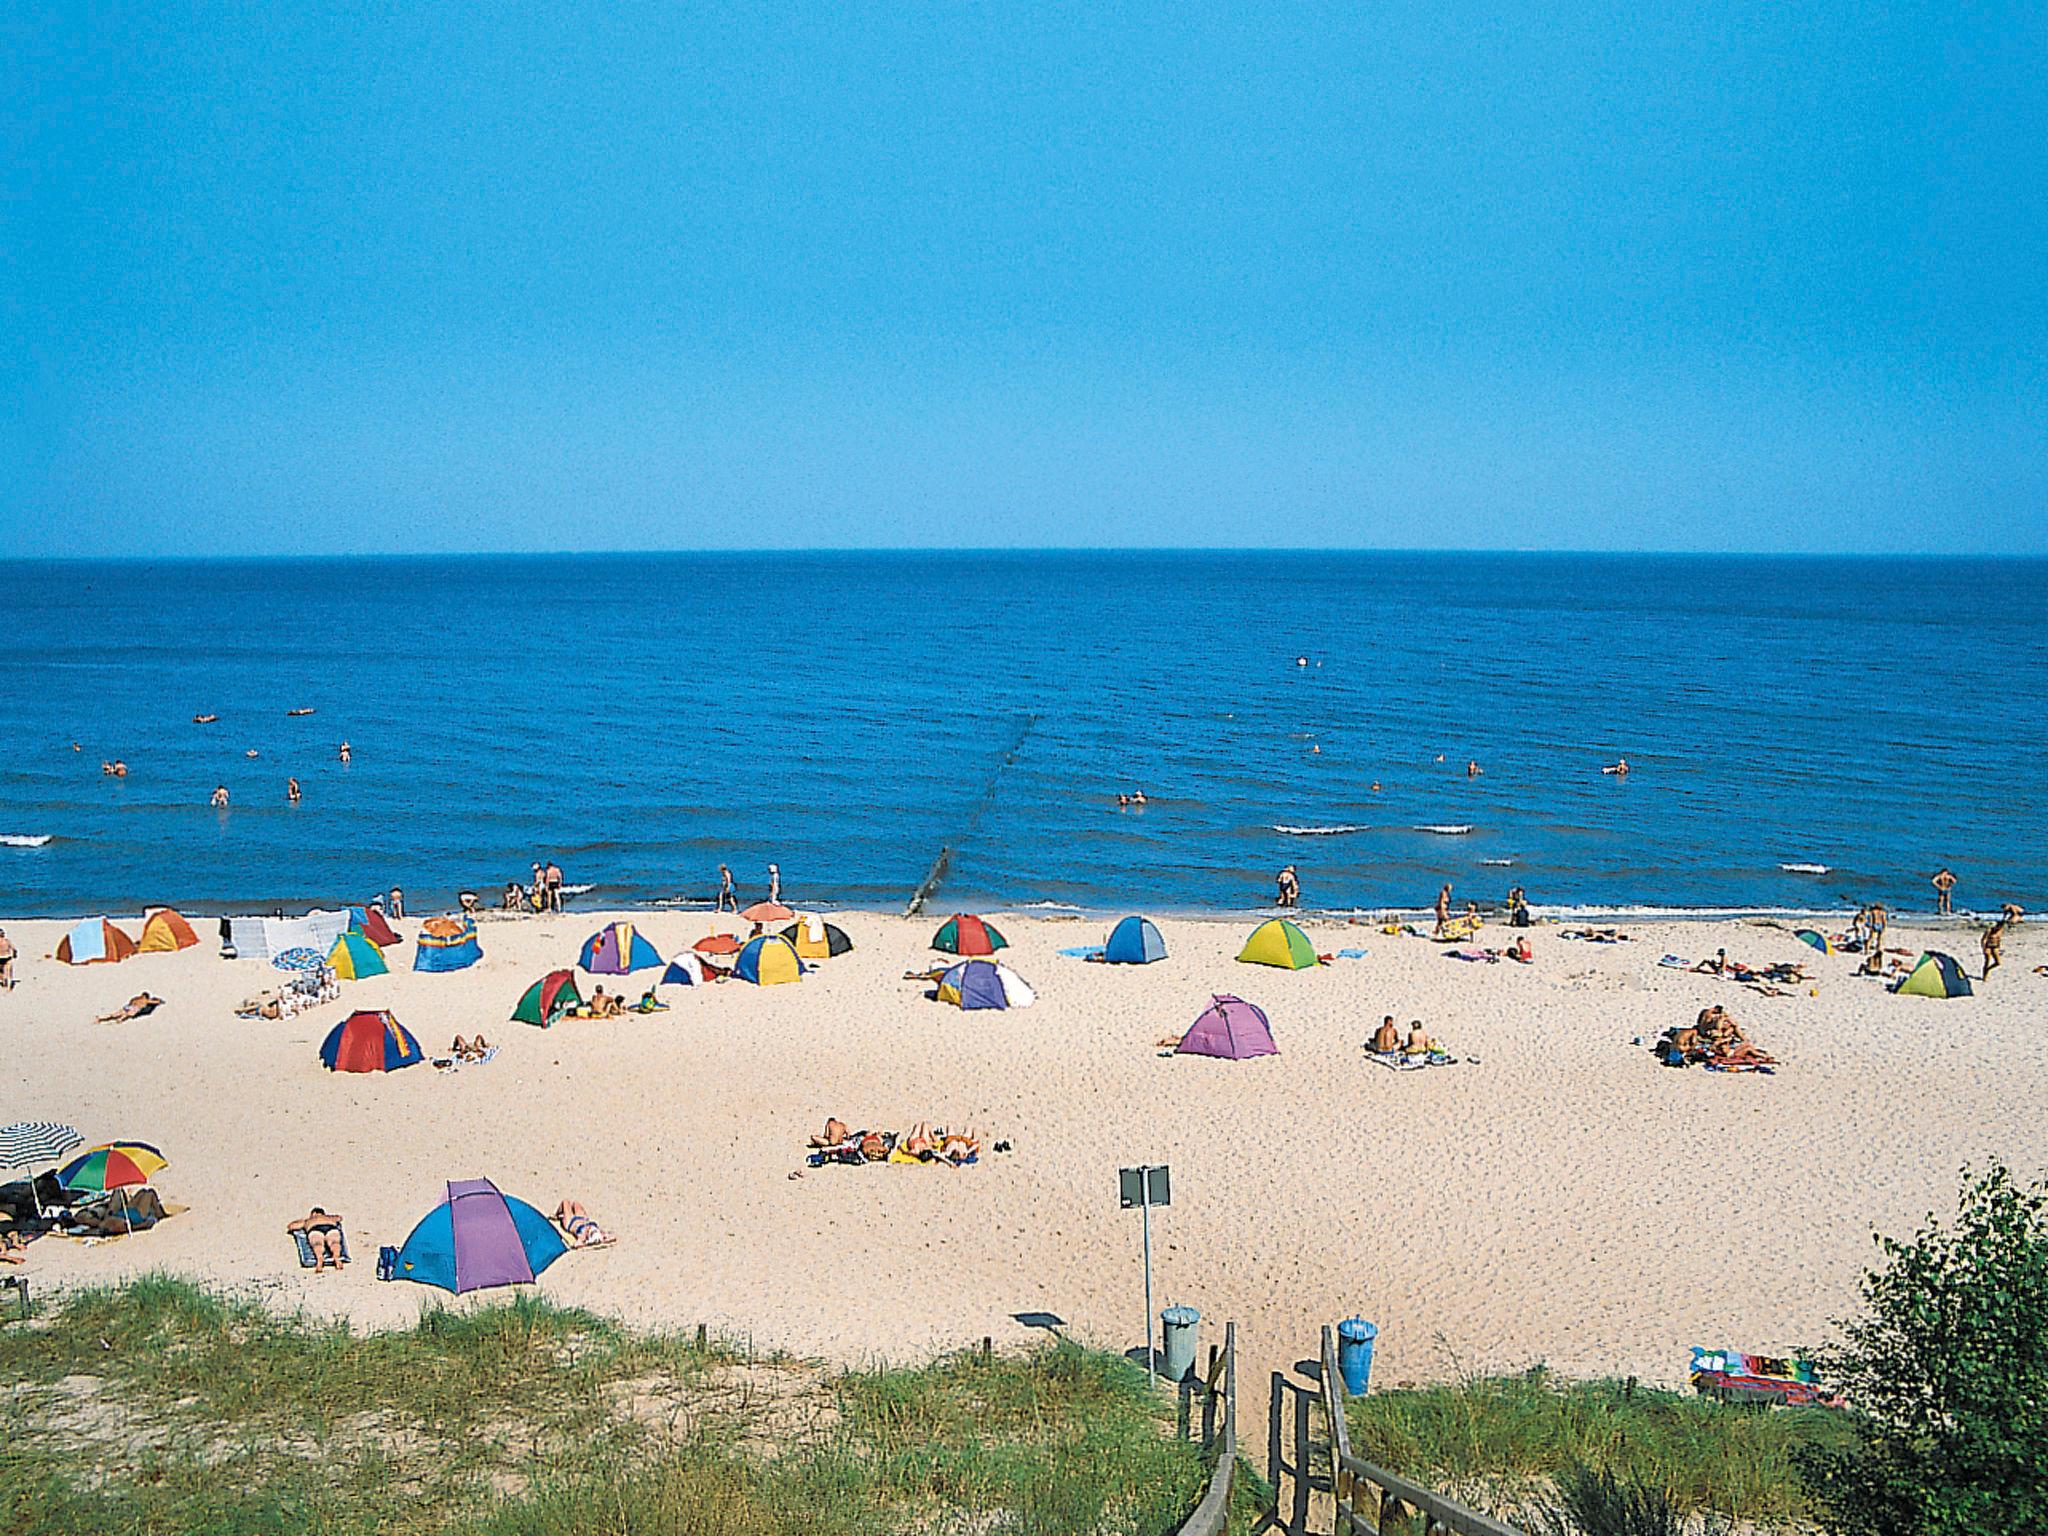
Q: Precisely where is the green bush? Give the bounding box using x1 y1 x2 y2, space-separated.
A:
1799 1162 2048 1535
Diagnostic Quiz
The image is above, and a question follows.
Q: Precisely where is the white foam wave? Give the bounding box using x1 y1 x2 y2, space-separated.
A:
560 883 595 895
1416 824 1473 835
1016 900 1083 911
1274 823 1369 836
1779 863 1830 875
1480 857 1516 866
0 834 52 848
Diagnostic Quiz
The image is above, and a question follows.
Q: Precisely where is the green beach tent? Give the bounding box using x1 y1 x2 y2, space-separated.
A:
1237 918 1319 970
1895 951 1972 999
512 970 583 1027
326 930 389 981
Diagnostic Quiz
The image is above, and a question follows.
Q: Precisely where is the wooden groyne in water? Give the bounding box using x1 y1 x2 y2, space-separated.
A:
904 712 1036 917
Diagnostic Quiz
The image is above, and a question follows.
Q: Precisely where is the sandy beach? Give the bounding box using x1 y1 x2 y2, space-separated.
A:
4 906 2043 1412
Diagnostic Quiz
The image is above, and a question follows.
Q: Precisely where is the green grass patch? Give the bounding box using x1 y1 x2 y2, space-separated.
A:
1346 1366 1858 1530
2 1275 1231 1535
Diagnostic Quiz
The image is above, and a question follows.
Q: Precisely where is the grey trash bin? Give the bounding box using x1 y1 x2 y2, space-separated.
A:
1160 1305 1200 1380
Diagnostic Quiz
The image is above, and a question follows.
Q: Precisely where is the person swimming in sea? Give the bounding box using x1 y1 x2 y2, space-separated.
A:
1605 758 1629 775
210 785 229 808
1467 760 1482 777
338 741 351 763
286 776 301 803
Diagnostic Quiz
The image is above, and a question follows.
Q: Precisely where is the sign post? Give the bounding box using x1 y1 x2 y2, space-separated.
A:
1119 1164 1171 1378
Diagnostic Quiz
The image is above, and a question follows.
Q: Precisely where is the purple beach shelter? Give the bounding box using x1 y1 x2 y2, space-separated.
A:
391 1178 569 1293
1177 995 1278 1060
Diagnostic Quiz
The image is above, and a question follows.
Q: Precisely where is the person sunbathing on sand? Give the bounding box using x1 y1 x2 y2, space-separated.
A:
587 986 624 1018
939 1130 979 1163
554 1200 614 1248
1403 1022 1433 1057
1372 1016 1400 1053
1508 936 1533 963
96 993 163 1024
808 1118 851 1148
450 1035 492 1061
286 1208 347 1270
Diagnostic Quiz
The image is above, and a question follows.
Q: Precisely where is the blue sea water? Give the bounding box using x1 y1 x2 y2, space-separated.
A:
0 552 2041 920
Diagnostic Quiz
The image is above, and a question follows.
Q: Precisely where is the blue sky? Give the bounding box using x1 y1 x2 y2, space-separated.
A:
4 2 2042 555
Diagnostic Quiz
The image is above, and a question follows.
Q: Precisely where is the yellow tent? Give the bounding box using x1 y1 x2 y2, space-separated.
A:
138 908 200 953
1237 918 1319 969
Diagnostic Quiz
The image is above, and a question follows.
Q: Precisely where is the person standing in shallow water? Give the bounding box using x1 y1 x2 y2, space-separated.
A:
286 777 301 804
1274 865 1298 907
210 785 229 808
716 864 737 913
1931 866 1957 915
767 864 781 905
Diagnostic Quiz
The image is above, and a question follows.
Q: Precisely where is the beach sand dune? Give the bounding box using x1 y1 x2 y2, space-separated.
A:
5 911 2043 1413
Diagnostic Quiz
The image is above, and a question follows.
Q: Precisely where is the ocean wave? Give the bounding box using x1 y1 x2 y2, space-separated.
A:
1015 900 1083 911
1480 857 1516 866
1779 863 1830 875
1274 823 1370 836
559 883 595 895
0 834 53 848
1416 824 1474 835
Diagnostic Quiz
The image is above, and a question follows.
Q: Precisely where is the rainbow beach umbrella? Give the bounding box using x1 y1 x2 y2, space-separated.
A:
57 1141 168 1194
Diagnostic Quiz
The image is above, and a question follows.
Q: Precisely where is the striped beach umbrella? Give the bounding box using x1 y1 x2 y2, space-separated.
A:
0 1122 83 1170
57 1142 168 1194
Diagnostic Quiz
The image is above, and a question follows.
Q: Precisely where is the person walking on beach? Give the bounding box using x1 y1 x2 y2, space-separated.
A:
0 927 15 990
1982 903 2022 980
716 864 737 913
1434 882 1452 937
286 776 301 804
544 860 564 913
210 785 230 808
767 864 781 905
1860 903 1889 974
1931 867 1957 915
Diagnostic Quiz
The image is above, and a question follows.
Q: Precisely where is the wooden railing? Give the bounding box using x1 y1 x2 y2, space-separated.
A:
1320 1325 1526 1536
1171 1319 1237 1536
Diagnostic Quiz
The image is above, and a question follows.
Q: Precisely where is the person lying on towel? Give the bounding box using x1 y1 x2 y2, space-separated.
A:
287 1207 348 1270
554 1199 614 1248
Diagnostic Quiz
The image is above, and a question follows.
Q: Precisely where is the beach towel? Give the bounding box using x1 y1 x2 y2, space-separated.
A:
1336 947 1368 959
1058 945 1105 959
1447 948 1496 963
292 1226 352 1268
1659 954 1689 968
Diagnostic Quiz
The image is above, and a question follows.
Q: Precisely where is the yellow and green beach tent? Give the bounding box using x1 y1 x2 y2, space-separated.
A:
327 930 389 980
1237 918 1319 970
1895 951 1972 999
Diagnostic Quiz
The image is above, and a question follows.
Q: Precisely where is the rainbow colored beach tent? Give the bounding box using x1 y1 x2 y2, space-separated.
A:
512 969 583 1026
347 906 400 947
327 930 389 981
1237 918 1318 970
932 914 1006 956
734 935 802 985
391 1178 567 1294
413 916 482 972
1104 915 1166 964
138 909 200 953
1177 995 1278 1060
780 917 853 959
56 917 137 965
1895 951 1973 999
579 921 663 974
935 959 1036 1010
320 1009 424 1072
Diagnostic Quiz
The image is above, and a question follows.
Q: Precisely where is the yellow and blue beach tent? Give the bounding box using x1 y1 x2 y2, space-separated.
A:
327 930 389 980
734 935 803 985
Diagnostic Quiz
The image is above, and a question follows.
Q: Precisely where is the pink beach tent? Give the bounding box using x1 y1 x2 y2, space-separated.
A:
1177 995 1278 1060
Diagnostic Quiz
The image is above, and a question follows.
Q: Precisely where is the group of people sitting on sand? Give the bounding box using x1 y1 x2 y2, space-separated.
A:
1654 1005 1776 1071
1366 1015 1457 1067
803 1118 981 1167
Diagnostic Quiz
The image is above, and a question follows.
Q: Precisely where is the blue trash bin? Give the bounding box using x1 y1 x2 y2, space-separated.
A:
1337 1318 1377 1395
